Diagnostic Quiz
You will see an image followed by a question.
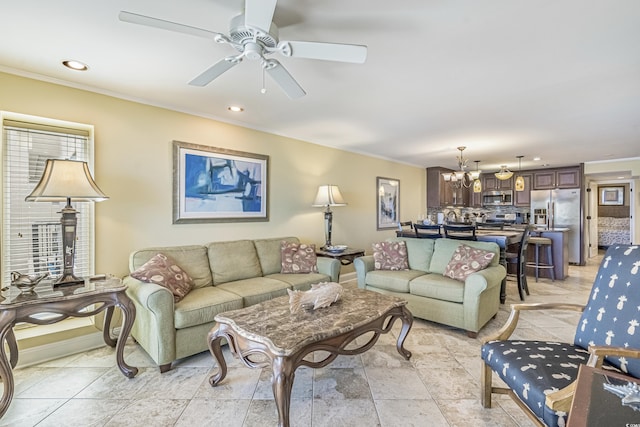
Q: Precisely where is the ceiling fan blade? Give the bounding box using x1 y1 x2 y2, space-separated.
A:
119 11 221 40
244 0 277 32
283 41 367 64
189 58 240 87
264 60 306 99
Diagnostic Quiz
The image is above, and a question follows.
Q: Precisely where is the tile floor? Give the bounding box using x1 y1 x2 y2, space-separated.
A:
2 253 602 426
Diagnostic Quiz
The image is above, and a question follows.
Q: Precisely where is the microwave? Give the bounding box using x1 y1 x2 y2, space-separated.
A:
482 190 513 206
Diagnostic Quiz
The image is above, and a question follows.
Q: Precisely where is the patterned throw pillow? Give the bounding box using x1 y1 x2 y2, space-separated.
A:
280 241 318 273
372 241 409 270
131 253 193 302
443 244 495 281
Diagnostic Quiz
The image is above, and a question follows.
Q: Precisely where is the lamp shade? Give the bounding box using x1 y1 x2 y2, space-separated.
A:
25 159 108 202
494 166 514 181
312 185 347 207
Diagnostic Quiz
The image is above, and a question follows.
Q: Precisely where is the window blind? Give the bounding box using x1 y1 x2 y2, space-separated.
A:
2 116 95 285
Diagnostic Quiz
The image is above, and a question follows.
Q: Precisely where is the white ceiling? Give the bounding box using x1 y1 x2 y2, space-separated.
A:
1 0 639 175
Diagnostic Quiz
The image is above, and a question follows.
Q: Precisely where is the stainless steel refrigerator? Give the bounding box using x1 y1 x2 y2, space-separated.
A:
530 188 582 264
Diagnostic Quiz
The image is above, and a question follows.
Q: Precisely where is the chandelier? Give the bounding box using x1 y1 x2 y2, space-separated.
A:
442 146 480 189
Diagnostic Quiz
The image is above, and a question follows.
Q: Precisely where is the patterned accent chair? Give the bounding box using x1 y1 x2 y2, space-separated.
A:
481 245 640 427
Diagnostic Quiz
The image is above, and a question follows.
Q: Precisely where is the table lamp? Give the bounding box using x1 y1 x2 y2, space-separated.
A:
312 185 347 250
25 159 108 286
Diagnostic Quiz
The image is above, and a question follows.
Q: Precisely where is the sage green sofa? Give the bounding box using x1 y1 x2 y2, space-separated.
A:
124 237 340 372
354 237 506 337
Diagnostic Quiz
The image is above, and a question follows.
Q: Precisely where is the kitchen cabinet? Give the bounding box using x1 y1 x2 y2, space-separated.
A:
514 173 532 207
426 167 470 207
482 174 513 190
533 166 581 190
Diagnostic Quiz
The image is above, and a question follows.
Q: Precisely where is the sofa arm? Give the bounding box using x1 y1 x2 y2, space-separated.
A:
123 275 177 365
463 265 506 298
316 257 341 282
354 255 375 288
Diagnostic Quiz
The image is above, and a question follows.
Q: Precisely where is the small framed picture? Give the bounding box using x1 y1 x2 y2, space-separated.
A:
173 141 269 223
376 177 400 230
599 186 624 206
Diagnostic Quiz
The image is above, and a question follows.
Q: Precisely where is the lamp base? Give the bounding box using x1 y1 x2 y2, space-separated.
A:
53 273 84 287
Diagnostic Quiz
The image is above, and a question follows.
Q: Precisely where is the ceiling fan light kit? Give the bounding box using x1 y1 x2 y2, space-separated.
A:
119 0 368 99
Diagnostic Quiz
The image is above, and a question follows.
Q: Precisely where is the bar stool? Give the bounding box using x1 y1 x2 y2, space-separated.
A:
526 235 555 282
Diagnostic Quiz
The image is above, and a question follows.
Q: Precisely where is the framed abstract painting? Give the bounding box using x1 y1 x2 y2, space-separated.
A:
173 141 269 223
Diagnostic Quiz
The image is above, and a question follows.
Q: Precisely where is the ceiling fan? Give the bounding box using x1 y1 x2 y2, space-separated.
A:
119 0 368 99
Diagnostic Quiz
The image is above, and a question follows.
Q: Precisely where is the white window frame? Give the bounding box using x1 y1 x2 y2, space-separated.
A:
1 112 96 329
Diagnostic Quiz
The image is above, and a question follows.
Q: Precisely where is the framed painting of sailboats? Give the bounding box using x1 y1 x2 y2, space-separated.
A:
173 141 269 223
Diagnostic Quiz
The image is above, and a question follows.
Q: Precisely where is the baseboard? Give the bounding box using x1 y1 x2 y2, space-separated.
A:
16 331 105 368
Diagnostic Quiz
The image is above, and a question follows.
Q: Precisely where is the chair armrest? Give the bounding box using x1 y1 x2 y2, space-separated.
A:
587 345 640 367
483 302 585 343
545 382 577 413
354 256 375 289
316 257 341 283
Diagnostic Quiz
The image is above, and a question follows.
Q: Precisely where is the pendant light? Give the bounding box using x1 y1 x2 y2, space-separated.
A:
494 165 514 181
472 160 482 193
514 156 525 191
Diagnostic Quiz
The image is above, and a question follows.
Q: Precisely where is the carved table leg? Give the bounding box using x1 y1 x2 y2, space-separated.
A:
0 310 17 418
395 306 414 360
207 327 228 386
103 306 116 347
272 356 295 427
115 292 138 378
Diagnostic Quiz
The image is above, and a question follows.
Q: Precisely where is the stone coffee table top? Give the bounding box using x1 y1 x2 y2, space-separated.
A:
214 287 408 357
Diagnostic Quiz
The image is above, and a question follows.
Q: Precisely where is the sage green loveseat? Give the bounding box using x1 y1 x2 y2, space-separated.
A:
124 237 340 372
354 237 506 337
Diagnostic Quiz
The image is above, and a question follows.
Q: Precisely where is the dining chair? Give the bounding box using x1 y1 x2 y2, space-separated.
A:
504 225 533 300
413 223 442 239
443 224 477 241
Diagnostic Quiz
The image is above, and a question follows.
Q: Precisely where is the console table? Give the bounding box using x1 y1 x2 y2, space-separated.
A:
207 288 413 427
315 247 365 265
0 277 138 417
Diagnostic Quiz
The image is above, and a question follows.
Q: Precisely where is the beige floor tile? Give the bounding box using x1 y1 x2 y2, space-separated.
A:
375 399 449 427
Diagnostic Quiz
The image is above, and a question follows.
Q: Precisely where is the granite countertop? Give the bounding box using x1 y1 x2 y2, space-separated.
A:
214 288 407 357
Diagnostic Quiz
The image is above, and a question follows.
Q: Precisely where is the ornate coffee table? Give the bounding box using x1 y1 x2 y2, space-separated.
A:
207 287 413 427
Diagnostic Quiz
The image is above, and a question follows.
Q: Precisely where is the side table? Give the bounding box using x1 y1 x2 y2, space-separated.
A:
567 365 640 426
315 247 365 266
0 276 138 417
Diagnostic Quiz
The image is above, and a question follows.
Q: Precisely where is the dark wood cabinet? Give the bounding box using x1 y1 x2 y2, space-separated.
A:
533 166 581 190
482 174 513 190
426 167 470 207
514 173 532 207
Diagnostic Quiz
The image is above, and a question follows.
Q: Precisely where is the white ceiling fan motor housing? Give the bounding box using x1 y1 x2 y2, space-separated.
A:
229 14 279 50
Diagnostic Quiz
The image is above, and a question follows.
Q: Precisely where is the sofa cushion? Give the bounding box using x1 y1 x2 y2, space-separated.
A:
174 286 244 329
130 253 193 302
443 244 495 282
254 237 299 275
129 245 211 289
280 241 319 273
266 272 331 291
387 237 435 272
217 277 291 306
207 240 263 285
409 273 465 303
429 239 500 275
365 269 426 293
373 241 409 270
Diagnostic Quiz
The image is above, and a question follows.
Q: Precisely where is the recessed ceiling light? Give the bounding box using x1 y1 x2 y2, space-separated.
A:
62 60 89 71
533 157 541 161
227 105 244 113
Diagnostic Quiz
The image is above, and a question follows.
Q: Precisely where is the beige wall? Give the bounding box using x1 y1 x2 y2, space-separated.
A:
0 72 426 280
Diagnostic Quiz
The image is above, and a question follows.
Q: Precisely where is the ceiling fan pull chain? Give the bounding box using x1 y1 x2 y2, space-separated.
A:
261 65 267 94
